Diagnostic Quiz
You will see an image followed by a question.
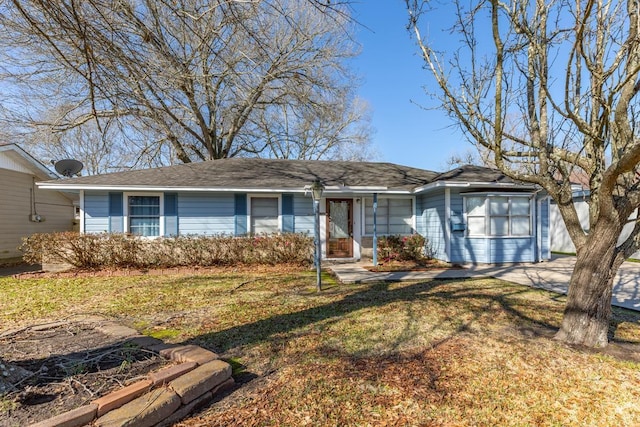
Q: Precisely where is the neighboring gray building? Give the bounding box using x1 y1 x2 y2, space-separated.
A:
38 159 551 264
0 144 76 259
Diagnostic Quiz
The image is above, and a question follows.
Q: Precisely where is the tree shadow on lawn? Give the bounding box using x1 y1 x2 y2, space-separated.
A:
7 276 640 397
189 277 575 357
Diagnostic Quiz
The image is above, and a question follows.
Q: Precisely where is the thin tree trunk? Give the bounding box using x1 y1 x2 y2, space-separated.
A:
555 228 622 347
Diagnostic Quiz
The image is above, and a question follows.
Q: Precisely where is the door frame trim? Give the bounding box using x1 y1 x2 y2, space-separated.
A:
325 198 354 258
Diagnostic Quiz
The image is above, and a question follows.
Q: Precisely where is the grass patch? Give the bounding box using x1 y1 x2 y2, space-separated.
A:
2 268 640 426
0 397 17 414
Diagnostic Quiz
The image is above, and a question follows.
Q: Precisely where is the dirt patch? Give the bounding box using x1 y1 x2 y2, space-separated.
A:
0 320 168 426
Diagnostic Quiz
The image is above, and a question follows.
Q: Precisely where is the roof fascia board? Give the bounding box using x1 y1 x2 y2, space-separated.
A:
37 183 411 194
1 144 59 179
461 191 537 197
412 180 537 193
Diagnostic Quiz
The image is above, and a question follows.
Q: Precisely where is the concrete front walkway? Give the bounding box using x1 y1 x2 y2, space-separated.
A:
329 255 640 312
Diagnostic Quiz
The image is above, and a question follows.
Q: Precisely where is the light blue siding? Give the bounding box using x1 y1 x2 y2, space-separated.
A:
417 191 447 260
451 237 487 263
489 238 534 263
293 194 314 235
84 192 109 233
178 193 235 235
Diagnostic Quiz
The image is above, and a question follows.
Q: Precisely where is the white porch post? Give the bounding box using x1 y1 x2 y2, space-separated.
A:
372 193 378 266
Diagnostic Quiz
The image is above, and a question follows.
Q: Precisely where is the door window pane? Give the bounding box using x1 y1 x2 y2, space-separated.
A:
329 201 350 238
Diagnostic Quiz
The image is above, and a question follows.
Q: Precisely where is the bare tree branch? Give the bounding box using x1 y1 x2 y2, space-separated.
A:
0 0 374 168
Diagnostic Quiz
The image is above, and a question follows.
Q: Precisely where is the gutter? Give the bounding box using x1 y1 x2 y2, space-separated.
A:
38 180 536 195
411 180 538 193
36 183 410 195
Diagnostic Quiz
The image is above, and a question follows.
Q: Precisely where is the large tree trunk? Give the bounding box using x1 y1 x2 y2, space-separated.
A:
554 227 623 347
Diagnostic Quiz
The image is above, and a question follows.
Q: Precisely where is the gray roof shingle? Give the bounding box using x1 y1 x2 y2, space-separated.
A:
39 159 529 192
42 158 440 191
433 165 522 184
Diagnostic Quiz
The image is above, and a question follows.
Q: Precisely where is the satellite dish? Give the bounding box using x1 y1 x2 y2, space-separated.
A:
54 159 84 177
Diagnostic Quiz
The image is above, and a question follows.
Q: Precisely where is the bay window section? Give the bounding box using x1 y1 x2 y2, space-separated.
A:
364 197 413 235
465 195 531 237
128 195 160 237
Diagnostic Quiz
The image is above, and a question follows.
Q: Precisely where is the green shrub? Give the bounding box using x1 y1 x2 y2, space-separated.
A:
377 234 430 262
20 232 314 269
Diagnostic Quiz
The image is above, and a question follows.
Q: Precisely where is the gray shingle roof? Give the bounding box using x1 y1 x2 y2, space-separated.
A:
39 159 529 192
433 165 522 184
41 158 440 191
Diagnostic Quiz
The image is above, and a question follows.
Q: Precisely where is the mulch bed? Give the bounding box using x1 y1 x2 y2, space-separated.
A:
364 259 463 272
0 320 168 426
13 263 310 279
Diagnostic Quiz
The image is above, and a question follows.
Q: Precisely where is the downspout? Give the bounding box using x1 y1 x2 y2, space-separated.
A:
373 193 378 266
30 178 38 217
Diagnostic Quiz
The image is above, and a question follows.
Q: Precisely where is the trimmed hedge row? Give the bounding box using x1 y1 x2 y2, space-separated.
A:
21 232 314 269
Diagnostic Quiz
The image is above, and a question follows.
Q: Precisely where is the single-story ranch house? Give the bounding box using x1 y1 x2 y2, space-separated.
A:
38 158 551 264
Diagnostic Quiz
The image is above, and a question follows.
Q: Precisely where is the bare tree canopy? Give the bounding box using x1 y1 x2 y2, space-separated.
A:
0 0 374 168
407 0 640 347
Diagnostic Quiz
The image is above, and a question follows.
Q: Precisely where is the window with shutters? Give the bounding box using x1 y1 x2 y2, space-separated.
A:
127 195 161 237
250 197 279 234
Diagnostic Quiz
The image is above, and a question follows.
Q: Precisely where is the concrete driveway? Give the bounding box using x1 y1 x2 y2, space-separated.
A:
329 254 640 312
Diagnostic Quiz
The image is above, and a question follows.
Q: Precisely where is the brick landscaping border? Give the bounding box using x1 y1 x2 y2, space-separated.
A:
28 318 234 427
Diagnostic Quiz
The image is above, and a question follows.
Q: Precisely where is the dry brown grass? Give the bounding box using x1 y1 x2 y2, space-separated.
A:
2 269 640 426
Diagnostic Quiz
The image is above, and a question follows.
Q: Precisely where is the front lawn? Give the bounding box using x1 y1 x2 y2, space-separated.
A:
2 267 640 426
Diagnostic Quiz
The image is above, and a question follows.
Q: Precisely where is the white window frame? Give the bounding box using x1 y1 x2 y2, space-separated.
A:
464 194 533 238
123 192 164 238
248 194 282 235
362 196 415 236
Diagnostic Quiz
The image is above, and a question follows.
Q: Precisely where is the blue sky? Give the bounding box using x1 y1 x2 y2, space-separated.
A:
350 2 468 171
